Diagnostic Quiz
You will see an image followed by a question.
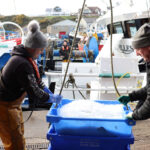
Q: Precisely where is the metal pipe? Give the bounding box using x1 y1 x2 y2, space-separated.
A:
2 21 25 44
45 72 144 78
55 87 137 92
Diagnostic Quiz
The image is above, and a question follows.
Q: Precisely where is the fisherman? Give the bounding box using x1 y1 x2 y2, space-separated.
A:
0 20 62 150
118 23 150 120
59 40 70 62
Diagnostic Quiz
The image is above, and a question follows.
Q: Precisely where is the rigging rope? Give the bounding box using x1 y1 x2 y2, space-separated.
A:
55 0 86 108
109 0 129 110
65 73 86 99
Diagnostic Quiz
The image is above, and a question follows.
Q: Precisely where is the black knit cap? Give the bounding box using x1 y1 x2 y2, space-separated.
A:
132 23 150 49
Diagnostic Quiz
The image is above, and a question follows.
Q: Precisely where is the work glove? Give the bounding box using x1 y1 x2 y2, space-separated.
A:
118 96 130 106
126 112 133 119
43 86 53 95
44 86 62 104
48 94 62 104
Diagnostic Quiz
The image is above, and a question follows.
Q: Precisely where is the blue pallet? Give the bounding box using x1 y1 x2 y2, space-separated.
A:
47 125 134 150
46 99 135 137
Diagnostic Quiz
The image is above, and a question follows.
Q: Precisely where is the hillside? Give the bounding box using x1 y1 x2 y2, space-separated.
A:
0 14 77 32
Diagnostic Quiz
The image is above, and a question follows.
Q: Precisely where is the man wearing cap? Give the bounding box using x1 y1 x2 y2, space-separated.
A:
118 23 150 120
0 20 62 150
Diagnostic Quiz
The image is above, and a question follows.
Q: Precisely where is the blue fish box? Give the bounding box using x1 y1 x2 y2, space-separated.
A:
46 99 135 137
47 125 134 150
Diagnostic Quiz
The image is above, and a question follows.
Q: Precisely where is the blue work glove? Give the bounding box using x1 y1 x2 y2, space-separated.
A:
44 86 62 104
118 96 130 106
49 94 62 104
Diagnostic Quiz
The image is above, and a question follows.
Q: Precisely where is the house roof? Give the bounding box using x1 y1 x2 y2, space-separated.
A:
51 20 76 27
79 6 101 15
88 7 101 14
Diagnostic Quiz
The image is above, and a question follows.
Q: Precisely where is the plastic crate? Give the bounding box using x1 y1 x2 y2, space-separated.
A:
47 125 134 150
46 99 135 137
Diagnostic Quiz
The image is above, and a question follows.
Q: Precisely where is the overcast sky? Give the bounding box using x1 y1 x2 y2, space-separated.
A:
0 0 149 16
0 0 107 16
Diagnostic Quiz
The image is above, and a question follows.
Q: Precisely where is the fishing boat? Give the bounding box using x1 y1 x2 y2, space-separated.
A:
45 1 149 101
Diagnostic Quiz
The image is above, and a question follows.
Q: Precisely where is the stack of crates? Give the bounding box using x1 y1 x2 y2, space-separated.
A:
46 99 135 150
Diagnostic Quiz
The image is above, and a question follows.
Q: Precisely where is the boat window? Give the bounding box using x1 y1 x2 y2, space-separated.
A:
141 18 149 26
125 20 137 38
130 26 137 37
113 22 123 34
107 22 123 35
135 18 149 30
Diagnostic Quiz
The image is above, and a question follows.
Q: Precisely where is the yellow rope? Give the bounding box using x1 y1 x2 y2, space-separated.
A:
116 72 131 97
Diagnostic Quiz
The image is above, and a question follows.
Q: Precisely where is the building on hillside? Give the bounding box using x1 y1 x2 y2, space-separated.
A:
45 6 70 16
78 5 101 17
47 20 76 38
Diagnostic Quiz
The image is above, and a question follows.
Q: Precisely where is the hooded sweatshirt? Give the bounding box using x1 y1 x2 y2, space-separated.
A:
0 45 49 105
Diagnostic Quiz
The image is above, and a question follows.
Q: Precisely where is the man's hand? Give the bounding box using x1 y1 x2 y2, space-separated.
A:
44 86 63 104
118 96 130 106
46 94 63 104
51 94 62 104
126 112 133 119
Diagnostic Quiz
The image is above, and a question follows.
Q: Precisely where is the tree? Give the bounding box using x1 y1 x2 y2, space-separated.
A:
12 14 30 26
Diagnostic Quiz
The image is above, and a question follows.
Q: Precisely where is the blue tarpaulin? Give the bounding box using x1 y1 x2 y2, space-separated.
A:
83 37 99 62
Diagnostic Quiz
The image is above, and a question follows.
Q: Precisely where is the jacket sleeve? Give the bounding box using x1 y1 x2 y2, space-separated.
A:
16 62 49 105
38 79 45 89
132 63 150 120
129 86 147 102
132 85 150 120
